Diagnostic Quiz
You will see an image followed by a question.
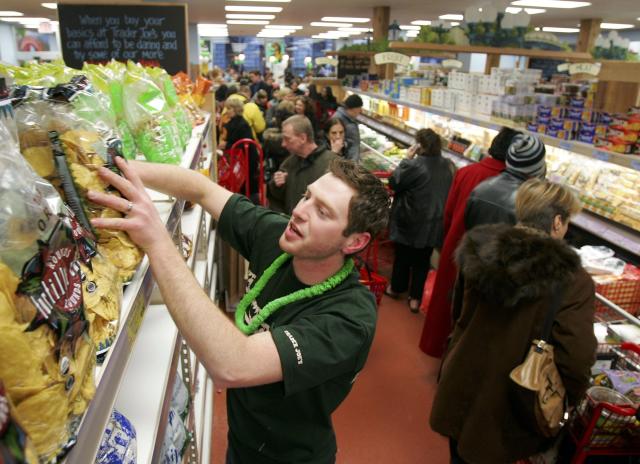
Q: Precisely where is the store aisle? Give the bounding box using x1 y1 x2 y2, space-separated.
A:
210 291 450 464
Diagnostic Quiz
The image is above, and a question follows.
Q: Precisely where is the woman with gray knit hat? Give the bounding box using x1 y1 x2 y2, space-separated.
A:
464 133 546 230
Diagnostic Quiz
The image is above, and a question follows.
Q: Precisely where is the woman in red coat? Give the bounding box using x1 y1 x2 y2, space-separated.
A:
419 127 520 357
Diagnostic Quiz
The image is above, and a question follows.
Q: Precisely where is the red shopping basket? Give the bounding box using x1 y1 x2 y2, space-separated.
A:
568 343 640 463
217 138 266 205
359 265 387 307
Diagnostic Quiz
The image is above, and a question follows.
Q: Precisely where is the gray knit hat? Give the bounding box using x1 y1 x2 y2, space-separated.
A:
506 134 546 178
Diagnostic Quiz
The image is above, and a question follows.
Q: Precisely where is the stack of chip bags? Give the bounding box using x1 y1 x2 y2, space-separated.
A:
147 66 192 149
0 112 96 462
122 62 182 164
172 72 206 126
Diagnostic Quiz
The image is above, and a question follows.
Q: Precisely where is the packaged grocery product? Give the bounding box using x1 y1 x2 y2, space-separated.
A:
96 409 137 464
11 79 143 282
170 375 190 419
592 370 640 404
0 381 39 463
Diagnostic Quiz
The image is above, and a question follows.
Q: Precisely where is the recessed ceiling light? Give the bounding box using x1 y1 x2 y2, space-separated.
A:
312 35 337 39
226 20 270 24
338 27 370 32
0 11 23 16
505 7 546 14
542 26 580 32
226 13 275 19
439 14 463 20
198 23 228 35
600 23 634 29
41 3 57 9
411 20 432 26
225 6 282 12
227 0 290 2
511 1 590 8
310 21 353 27
265 25 303 29
14 17 50 24
400 25 420 30
321 16 369 23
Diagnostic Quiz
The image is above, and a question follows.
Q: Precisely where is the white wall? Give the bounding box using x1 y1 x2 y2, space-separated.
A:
0 23 17 65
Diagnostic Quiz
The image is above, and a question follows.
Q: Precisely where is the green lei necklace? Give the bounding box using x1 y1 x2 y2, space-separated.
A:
235 253 354 335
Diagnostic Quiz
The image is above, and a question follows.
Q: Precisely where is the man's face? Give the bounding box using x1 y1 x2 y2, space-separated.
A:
281 124 306 156
279 174 355 260
250 73 259 83
347 106 362 118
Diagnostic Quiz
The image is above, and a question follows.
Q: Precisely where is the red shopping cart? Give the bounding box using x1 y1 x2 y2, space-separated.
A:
217 138 266 206
568 342 640 463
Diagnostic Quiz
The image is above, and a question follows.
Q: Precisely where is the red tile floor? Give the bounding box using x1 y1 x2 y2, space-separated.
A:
209 243 450 463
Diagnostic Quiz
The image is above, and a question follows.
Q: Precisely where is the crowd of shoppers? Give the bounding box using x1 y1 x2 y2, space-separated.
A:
209 65 598 464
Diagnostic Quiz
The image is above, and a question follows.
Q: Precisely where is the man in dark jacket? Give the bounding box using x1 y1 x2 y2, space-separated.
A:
249 70 272 99
464 133 546 230
333 94 363 162
268 115 338 214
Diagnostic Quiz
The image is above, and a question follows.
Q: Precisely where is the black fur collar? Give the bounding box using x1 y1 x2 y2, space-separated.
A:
455 224 582 307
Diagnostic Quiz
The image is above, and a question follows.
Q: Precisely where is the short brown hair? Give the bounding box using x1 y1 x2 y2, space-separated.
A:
515 178 581 232
282 114 314 142
416 128 442 157
329 158 390 240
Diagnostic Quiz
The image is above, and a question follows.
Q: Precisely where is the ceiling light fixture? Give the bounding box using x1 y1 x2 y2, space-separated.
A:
226 19 270 24
450 21 460 26
542 26 580 32
338 27 370 32
321 16 369 23
225 6 282 12
510 1 590 8
439 14 463 20
310 21 353 27
41 3 57 9
505 7 546 13
265 24 303 29
226 0 290 2
0 11 23 16
600 23 634 29
400 25 420 30
226 13 275 19
411 20 432 26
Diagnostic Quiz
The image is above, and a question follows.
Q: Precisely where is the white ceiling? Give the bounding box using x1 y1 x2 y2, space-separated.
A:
2 0 640 37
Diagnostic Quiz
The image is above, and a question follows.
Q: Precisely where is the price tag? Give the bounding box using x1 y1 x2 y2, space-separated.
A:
558 141 572 151
127 295 147 344
593 150 610 162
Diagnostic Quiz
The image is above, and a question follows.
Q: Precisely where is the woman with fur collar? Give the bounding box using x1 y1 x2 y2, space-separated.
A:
430 178 597 464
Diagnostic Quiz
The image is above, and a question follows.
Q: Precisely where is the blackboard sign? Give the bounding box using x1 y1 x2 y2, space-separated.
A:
58 3 188 74
337 54 371 78
528 58 567 81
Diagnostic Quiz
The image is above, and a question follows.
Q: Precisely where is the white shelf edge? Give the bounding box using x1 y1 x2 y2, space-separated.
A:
64 117 211 464
193 362 209 459
112 305 180 464
348 88 640 173
201 377 214 464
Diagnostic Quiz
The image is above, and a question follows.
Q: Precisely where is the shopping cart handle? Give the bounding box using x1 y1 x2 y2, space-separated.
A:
621 342 640 355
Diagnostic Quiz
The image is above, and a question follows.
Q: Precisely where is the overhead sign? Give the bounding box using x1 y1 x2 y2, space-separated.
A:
374 52 410 66
557 62 601 76
442 59 463 69
316 57 338 66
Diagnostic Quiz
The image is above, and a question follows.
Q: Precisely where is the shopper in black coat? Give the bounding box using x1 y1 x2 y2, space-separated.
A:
465 133 547 230
387 129 455 312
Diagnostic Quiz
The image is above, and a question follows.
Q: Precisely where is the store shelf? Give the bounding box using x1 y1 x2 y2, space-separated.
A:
64 116 211 464
348 88 640 173
357 111 640 257
113 304 181 464
201 377 214 464
194 362 210 462
388 41 593 61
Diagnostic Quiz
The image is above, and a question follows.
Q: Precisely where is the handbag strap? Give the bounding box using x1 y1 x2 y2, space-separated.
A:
539 285 563 346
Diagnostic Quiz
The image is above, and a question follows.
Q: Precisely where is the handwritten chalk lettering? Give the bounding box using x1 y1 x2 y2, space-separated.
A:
96 28 107 38
162 30 176 39
141 50 165 60
144 17 165 27
124 15 139 27
136 39 160 50
66 40 82 49
112 28 137 39
122 51 138 59
79 15 102 26
87 50 109 60
124 39 135 48
73 51 86 61
65 28 94 39
105 16 120 27
162 40 178 50
83 38 109 49
140 29 158 39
